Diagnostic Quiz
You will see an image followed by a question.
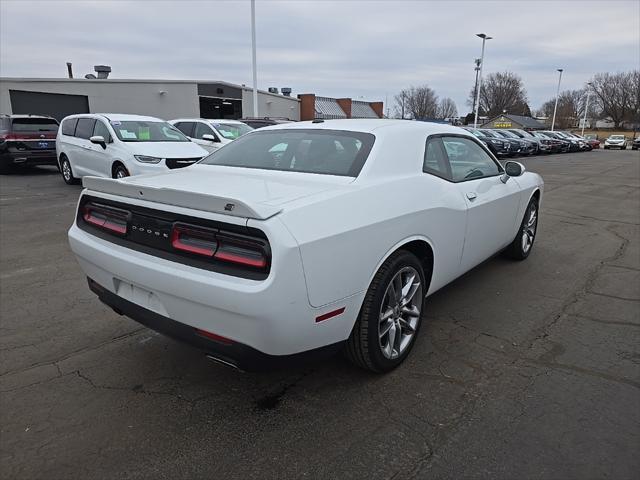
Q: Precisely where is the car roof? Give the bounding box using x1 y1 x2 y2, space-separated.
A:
3 114 57 120
169 118 249 125
261 118 464 136
62 113 164 122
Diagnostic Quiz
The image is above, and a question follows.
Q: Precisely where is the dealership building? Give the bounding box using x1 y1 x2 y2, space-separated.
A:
0 77 301 122
0 73 384 123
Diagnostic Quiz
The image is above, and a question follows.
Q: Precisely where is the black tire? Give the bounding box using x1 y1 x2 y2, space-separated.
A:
60 156 79 185
345 250 426 373
506 196 539 260
113 163 130 179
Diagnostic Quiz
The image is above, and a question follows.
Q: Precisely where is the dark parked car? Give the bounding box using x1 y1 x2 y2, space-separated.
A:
238 117 293 129
532 131 569 153
508 128 552 154
542 131 580 152
632 137 640 150
0 114 59 173
462 127 511 157
492 129 538 155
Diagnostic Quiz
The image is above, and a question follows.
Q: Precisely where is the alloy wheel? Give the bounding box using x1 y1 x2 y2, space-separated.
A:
62 161 71 182
521 203 538 253
378 266 422 359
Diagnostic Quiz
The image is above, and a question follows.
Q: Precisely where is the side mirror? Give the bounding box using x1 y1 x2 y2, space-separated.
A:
501 161 525 183
202 134 220 143
89 135 106 149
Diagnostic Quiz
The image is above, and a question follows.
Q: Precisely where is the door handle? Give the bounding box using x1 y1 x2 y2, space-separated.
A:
466 192 477 201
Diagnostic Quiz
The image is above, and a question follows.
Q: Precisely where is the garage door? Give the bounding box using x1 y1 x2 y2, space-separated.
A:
9 90 89 121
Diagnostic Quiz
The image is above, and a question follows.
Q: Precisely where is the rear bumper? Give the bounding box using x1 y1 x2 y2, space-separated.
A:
0 150 57 166
88 277 343 371
68 218 362 358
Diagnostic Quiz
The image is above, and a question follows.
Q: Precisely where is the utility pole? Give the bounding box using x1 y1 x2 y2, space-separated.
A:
581 82 592 136
473 33 492 128
250 0 258 117
471 58 481 120
551 68 564 131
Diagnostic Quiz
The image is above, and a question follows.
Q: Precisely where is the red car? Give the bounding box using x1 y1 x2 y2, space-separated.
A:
583 134 600 149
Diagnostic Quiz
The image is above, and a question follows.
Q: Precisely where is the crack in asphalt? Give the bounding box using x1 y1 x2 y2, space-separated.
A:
0 327 146 380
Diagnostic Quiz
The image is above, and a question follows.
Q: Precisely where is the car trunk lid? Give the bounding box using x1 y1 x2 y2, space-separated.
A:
82 164 353 220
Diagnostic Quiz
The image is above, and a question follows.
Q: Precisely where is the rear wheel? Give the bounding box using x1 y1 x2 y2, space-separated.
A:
345 250 425 372
506 196 539 260
60 156 78 185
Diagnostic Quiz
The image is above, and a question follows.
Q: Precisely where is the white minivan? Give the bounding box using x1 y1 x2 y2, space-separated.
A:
168 118 253 153
56 113 208 184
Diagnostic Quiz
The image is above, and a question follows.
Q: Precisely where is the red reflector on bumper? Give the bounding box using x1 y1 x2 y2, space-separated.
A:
315 307 345 323
195 328 234 345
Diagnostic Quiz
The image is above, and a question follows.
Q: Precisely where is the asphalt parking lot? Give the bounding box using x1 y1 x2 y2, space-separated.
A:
1 149 639 479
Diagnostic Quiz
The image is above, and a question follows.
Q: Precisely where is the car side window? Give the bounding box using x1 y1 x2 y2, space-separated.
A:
195 122 216 140
442 136 501 182
61 118 78 136
93 120 112 143
423 137 451 180
74 118 97 140
174 122 195 137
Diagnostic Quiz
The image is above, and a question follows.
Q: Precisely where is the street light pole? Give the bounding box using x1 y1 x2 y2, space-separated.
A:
473 33 492 129
250 0 258 117
550 68 563 131
471 58 481 120
581 82 592 136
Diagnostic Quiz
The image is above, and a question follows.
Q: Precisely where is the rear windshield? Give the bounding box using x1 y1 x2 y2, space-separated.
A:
200 129 375 177
11 118 58 132
110 121 189 142
213 122 253 140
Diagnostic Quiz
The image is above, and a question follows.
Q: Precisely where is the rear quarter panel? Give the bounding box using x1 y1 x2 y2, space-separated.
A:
278 174 468 307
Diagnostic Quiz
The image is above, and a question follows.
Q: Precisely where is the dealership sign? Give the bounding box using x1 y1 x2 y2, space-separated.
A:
494 116 512 128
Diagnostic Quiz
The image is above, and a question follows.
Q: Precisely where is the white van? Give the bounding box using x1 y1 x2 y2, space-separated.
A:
56 113 208 184
168 118 253 153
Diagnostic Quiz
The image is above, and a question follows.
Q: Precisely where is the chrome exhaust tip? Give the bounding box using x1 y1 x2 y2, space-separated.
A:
206 354 242 372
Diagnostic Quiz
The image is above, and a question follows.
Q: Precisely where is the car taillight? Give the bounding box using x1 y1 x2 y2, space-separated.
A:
82 203 129 235
0 133 18 141
214 234 268 268
171 223 217 257
170 223 268 269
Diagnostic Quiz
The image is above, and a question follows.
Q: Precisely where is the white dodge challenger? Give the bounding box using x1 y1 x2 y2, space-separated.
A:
68 119 543 372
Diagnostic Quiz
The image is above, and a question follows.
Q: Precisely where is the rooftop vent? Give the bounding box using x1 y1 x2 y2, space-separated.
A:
268 87 279 94
281 87 292 97
94 65 111 79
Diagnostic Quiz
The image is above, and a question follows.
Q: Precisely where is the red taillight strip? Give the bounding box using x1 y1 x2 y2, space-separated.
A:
171 225 217 257
83 205 128 235
195 328 234 345
214 250 267 268
315 307 346 323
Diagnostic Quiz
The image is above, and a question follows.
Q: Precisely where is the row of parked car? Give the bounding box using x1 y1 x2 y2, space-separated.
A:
464 127 596 157
0 113 291 176
1 113 638 180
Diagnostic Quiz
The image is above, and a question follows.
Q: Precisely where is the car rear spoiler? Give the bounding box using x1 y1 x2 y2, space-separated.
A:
82 176 282 220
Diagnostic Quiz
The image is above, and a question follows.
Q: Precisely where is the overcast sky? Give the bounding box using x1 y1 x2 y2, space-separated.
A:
1 0 638 115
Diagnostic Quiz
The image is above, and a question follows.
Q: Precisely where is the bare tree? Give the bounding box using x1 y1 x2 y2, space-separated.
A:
394 85 439 119
437 97 458 119
538 89 586 128
468 71 529 118
393 89 410 119
589 71 638 128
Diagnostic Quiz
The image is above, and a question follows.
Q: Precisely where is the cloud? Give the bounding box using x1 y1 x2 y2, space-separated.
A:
1 0 638 114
